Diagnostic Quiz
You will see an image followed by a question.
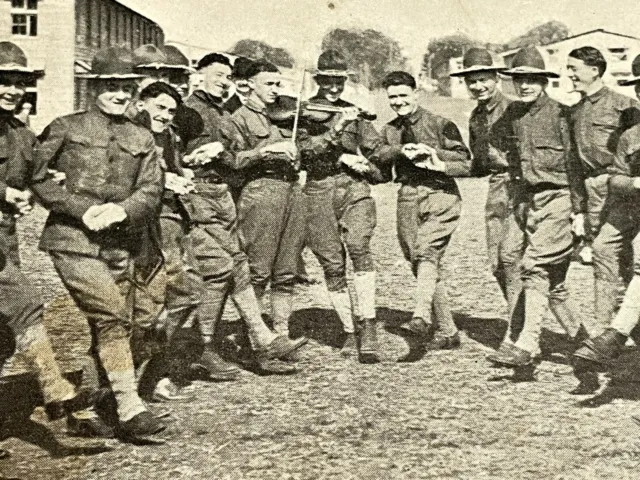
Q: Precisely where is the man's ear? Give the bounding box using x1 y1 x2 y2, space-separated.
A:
247 78 256 90
135 100 145 112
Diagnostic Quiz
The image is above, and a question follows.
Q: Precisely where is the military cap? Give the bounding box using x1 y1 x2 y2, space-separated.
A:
449 48 506 77
162 45 191 68
78 46 144 79
0 42 44 78
312 50 354 77
134 44 193 73
232 56 255 80
502 47 559 78
620 54 640 86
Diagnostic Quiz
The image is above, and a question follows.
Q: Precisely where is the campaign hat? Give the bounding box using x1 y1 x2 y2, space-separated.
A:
620 54 640 86
78 46 144 79
312 50 354 77
0 42 44 78
449 48 506 77
502 47 559 78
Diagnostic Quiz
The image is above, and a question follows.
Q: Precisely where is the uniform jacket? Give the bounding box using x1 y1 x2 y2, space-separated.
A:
224 93 245 115
297 95 388 184
609 123 640 200
378 106 471 190
570 86 639 176
469 90 512 176
31 108 163 256
0 110 37 263
503 94 585 213
230 97 298 182
174 89 244 188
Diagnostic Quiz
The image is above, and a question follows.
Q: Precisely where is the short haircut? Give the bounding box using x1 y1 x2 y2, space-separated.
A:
569 46 607 77
244 60 279 79
382 71 416 90
139 81 182 106
197 52 232 71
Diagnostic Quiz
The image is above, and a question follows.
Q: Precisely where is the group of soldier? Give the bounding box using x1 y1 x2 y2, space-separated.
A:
2 33 640 446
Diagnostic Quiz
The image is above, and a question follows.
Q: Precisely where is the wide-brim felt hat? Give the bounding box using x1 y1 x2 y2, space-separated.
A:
311 49 354 77
0 42 44 78
502 47 559 78
77 46 145 79
132 44 194 73
449 48 506 77
620 54 640 86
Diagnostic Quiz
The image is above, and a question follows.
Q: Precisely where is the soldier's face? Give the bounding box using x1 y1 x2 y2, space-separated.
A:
250 72 281 105
566 57 600 92
94 81 137 116
138 93 177 134
316 76 346 103
464 72 498 101
386 84 417 117
513 75 546 103
0 74 29 112
201 62 232 98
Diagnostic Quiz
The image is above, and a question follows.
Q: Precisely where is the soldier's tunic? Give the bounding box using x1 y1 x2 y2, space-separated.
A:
379 106 471 331
503 94 584 354
469 91 524 337
32 108 163 421
571 87 639 328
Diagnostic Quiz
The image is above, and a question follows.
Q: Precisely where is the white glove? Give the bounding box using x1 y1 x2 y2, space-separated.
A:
165 172 196 195
183 142 225 166
82 203 127 231
5 187 33 216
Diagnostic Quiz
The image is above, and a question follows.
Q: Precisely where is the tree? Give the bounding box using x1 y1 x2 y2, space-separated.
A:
423 33 480 95
321 28 408 89
502 21 570 52
229 39 295 68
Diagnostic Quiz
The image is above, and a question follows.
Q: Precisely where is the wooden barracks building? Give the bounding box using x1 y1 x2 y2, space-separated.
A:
0 0 164 132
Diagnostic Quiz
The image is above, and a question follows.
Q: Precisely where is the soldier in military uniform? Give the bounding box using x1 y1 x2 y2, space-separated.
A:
566 46 639 334
297 50 386 363
176 53 307 377
450 48 525 349
485 48 587 378
573 60 640 377
0 41 88 429
31 47 166 440
225 56 254 115
378 71 472 362
230 60 307 343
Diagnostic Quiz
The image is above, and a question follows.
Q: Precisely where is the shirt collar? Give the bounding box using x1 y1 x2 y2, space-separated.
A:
585 85 608 104
482 90 505 113
527 92 550 116
192 89 225 112
245 96 267 114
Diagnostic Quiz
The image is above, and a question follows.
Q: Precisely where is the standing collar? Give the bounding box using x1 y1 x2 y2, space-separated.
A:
526 92 551 116
479 90 505 113
192 89 225 112
585 85 608 104
245 96 268 114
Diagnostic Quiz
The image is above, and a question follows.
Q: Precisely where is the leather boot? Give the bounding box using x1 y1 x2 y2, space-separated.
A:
356 318 380 364
573 328 627 371
195 342 240 381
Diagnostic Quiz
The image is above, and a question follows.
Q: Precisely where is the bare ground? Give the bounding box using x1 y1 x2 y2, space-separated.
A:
2 96 640 479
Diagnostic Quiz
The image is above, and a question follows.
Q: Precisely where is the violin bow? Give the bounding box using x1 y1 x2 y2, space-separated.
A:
291 60 307 146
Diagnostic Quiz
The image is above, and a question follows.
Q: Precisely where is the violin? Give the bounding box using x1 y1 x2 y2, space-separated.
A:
266 95 377 124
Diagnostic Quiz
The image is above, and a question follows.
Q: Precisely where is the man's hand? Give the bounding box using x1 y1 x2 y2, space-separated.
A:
260 141 298 162
47 169 67 185
633 177 640 189
5 187 33 216
401 143 419 160
339 153 371 173
412 145 446 172
82 203 127 231
183 141 225 166
165 172 196 195
334 106 360 132
572 213 586 238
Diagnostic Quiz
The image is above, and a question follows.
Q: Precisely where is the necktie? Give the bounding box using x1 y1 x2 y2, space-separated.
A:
476 104 490 168
400 116 417 145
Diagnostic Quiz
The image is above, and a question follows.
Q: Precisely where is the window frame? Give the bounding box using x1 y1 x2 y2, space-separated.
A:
11 0 38 37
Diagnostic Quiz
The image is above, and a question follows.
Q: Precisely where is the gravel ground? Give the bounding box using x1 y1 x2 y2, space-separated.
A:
2 96 640 479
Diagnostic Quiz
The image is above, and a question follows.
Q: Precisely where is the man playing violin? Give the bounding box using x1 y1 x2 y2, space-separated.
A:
230 60 308 346
297 50 388 363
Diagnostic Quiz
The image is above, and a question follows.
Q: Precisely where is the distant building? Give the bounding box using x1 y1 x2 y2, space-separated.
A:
1 0 164 132
500 29 640 104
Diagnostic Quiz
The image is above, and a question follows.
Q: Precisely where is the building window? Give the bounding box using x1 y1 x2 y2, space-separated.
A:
609 48 628 61
11 0 38 37
551 80 560 88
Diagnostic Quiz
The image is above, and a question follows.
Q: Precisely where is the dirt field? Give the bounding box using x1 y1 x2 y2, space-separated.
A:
2 96 640 479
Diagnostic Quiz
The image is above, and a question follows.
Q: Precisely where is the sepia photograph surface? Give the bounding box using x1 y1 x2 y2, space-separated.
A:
0 0 639 478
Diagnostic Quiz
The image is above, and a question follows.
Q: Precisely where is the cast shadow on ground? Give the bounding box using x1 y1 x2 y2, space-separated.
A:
0 374 111 458
575 351 640 408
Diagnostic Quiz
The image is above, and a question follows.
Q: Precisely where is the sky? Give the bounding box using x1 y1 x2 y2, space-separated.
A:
120 0 640 69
